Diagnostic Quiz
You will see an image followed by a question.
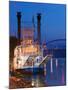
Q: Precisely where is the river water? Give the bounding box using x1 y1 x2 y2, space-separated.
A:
22 57 66 87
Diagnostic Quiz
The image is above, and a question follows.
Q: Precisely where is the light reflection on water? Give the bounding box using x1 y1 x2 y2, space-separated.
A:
46 58 66 86
23 58 66 87
31 75 46 87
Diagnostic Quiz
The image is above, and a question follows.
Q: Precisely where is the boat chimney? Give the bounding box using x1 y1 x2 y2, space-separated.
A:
17 12 21 45
37 13 41 45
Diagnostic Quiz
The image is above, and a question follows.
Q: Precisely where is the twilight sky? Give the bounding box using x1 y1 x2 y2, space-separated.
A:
9 1 66 43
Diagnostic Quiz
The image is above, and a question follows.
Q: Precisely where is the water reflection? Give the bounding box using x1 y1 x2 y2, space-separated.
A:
46 58 66 86
31 74 46 87
23 58 66 87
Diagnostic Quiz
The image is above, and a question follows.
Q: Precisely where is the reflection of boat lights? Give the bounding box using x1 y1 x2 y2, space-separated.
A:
31 79 35 86
36 79 39 87
62 69 64 84
51 58 53 73
56 58 58 68
44 64 46 76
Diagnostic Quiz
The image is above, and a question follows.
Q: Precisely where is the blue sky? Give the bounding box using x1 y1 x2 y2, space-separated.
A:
9 1 66 43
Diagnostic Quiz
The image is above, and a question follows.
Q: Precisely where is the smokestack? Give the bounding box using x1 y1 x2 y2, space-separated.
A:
37 13 41 45
17 12 21 45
